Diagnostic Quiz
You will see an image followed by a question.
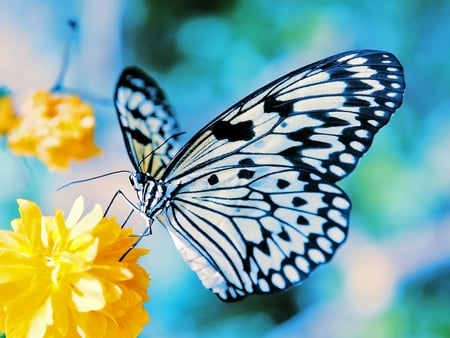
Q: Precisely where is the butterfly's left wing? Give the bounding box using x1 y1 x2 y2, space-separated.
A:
158 50 405 301
115 66 180 178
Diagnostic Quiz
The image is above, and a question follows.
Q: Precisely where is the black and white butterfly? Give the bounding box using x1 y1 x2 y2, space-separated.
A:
114 50 405 301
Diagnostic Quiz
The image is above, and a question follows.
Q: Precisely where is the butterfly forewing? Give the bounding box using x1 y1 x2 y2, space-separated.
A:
164 50 404 182
157 50 404 301
115 66 180 178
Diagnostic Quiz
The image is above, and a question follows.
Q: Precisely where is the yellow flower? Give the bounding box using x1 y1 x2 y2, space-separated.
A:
7 90 101 171
0 90 17 135
0 196 150 337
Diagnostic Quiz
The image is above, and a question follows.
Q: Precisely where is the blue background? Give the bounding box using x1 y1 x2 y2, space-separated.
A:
1 1 449 337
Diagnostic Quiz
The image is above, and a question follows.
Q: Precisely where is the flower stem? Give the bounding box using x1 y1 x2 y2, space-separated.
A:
51 20 78 93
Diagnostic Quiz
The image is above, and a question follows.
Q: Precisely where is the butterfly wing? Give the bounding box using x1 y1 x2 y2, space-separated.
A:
115 66 180 178
164 169 351 301
158 50 405 301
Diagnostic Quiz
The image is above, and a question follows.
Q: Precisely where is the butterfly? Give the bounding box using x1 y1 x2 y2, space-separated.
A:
114 50 405 301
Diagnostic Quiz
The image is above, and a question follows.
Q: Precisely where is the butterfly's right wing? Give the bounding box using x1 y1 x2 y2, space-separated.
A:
160 50 405 301
114 66 180 178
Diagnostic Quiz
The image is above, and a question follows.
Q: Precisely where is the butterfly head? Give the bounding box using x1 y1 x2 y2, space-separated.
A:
129 171 149 191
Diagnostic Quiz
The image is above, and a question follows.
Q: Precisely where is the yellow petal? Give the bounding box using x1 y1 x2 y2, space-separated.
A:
71 275 106 312
69 204 103 239
68 235 98 263
65 196 85 228
3 278 52 337
0 253 38 285
28 296 53 338
14 199 46 252
0 229 28 253
91 263 134 282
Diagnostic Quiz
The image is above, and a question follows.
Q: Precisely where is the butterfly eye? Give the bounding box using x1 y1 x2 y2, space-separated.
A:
129 172 147 190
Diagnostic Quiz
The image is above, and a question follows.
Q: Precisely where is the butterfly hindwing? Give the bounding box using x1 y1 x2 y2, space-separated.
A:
155 50 404 301
165 168 350 300
115 66 180 178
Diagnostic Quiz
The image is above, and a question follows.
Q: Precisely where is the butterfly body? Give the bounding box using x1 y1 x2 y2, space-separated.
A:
114 50 405 301
129 172 167 221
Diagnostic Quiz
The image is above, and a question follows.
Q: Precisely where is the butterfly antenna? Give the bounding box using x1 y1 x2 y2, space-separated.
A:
137 131 185 168
57 170 131 191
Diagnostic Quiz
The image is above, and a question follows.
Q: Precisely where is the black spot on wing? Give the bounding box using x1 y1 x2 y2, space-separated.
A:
343 78 374 92
128 107 146 120
238 169 255 179
292 196 307 207
297 215 308 225
208 174 219 185
344 97 372 107
278 229 291 241
158 126 167 138
254 227 273 255
124 126 151 145
278 146 307 167
276 179 290 189
263 96 293 117
239 158 256 166
211 120 255 141
327 68 354 80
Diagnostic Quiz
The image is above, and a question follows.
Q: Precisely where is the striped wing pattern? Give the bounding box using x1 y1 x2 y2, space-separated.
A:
159 50 405 300
115 66 180 178
115 50 405 301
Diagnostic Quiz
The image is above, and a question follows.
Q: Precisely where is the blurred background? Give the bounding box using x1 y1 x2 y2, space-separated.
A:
1 0 449 337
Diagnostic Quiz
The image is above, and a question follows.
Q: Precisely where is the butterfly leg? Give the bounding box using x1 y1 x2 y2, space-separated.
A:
104 189 140 217
121 208 135 229
105 190 153 260
119 234 144 261
119 218 153 261
105 189 153 234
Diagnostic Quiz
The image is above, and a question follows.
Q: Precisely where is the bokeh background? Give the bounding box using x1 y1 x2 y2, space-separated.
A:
1 1 449 337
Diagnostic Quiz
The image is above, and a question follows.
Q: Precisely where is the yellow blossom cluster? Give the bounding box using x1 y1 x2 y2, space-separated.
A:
0 197 150 337
4 90 100 171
